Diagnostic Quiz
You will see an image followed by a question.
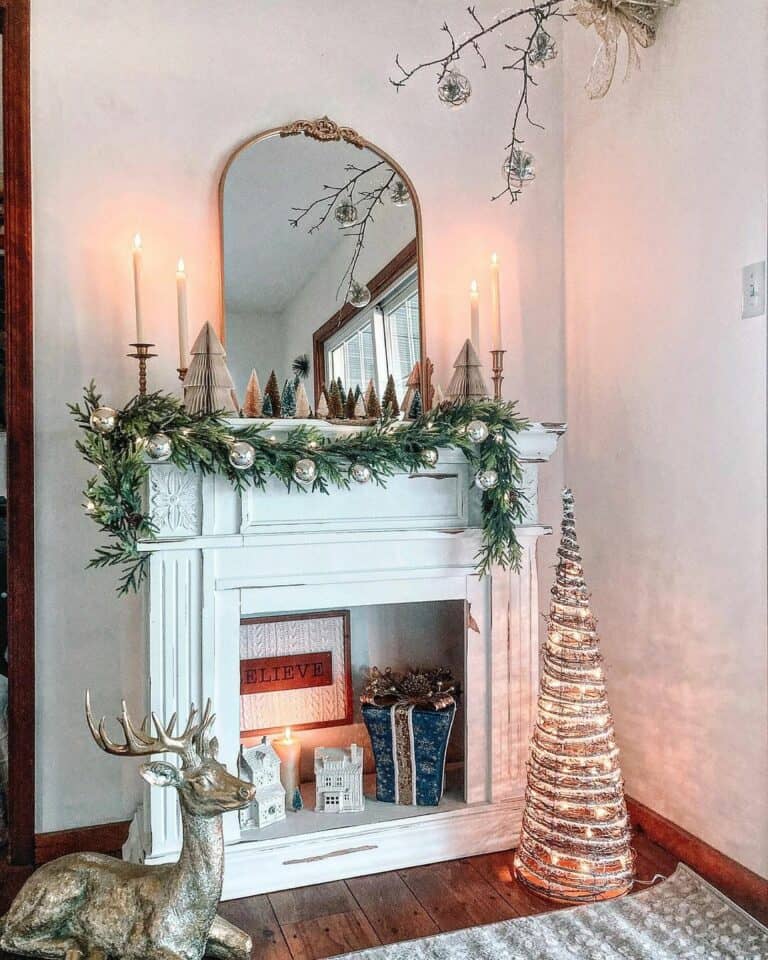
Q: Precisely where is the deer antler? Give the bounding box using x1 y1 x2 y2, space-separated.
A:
85 690 214 767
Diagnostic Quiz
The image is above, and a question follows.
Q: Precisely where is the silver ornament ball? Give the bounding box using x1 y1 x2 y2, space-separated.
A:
347 281 372 308
437 69 472 108
467 420 489 444
422 447 439 468
147 432 173 462
350 462 372 484
503 149 536 187
229 440 256 470
334 200 359 226
89 406 118 435
390 180 410 206
475 468 499 491
84 499 97 516
293 457 318 484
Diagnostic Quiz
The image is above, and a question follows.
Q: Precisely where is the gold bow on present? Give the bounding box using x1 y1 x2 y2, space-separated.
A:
573 0 677 99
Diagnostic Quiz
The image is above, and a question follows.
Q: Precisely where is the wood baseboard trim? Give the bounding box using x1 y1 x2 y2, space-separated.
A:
34 819 131 865
627 796 768 924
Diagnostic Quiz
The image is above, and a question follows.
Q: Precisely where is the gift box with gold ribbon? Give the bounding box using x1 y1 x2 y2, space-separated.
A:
361 667 457 806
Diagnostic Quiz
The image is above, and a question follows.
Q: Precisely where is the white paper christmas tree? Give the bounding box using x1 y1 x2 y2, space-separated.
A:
445 338 488 401
354 395 366 418
316 392 329 419
243 369 263 418
184 322 238 415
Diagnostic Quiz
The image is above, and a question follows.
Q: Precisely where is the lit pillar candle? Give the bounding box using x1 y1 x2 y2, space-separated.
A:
273 727 301 802
490 252 501 350
469 280 480 350
132 233 144 343
176 258 188 368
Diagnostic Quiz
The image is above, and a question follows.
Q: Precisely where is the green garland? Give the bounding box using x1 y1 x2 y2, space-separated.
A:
69 382 528 595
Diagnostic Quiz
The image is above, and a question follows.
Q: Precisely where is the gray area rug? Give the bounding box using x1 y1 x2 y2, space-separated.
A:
337 865 767 959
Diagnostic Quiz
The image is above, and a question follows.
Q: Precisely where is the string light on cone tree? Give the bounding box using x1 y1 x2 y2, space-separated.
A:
514 488 635 903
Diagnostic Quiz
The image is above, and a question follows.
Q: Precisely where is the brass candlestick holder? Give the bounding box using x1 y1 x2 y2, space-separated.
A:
490 349 506 402
127 342 157 397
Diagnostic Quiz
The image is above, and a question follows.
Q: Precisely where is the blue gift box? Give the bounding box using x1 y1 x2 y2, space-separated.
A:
362 701 456 806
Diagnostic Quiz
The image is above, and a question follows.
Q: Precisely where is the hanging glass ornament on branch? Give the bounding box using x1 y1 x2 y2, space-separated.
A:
437 69 472 107
503 149 536 188
347 280 372 308
529 29 558 67
514 488 634 903
334 199 359 226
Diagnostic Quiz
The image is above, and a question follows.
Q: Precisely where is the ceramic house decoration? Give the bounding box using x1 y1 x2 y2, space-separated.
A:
314 744 364 813
238 738 286 829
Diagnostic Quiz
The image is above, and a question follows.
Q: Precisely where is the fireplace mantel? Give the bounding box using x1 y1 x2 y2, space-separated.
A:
124 421 564 898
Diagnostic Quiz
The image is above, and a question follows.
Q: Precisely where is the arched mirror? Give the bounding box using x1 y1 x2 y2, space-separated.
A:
220 118 425 412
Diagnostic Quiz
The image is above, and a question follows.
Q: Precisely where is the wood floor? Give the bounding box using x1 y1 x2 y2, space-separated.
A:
217 831 679 959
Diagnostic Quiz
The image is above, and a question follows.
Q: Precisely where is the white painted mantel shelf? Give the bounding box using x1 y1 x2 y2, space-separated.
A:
124 420 565 898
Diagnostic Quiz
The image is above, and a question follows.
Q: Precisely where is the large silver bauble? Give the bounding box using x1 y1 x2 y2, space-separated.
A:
293 458 317 483
422 448 439 468
334 200 359 226
89 406 118 434
347 281 371 308
503 149 536 186
467 419 489 444
437 69 472 107
475 468 499 491
229 440 256 470
146 432 173 462
350 462 372 484
390 180 410 206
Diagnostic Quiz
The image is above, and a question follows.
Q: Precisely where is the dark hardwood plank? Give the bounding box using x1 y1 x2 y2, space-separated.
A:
281 909 380 960
347 871 439 944
270 880 359 925
218 895 292 960
35 820 130 864
464 852 563 915
399 858 518 932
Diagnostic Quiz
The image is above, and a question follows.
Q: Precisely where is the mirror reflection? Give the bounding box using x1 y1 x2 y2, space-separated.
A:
221 122 422 417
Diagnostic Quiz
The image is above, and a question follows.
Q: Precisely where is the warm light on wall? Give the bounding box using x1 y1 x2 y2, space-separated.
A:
513 488 635 903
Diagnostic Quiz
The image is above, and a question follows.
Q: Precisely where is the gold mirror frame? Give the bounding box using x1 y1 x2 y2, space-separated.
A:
217 117 428 408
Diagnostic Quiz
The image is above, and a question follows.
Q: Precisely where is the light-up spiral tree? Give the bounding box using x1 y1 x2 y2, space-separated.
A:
514 488 635 903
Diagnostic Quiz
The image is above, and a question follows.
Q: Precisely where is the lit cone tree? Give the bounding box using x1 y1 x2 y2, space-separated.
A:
514 488 635 903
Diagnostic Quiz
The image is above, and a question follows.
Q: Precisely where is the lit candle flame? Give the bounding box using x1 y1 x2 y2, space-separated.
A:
133 233 142 250
177 258 185 274
284 727 292 742
470 279 478 294
491 252 498 266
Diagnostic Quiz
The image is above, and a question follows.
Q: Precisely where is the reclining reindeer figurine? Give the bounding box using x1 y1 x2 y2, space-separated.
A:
0 693 257 960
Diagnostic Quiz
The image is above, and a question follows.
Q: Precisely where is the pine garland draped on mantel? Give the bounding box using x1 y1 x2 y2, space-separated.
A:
69 383 530 595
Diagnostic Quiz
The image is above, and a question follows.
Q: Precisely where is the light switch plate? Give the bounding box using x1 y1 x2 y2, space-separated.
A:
742 261 766 319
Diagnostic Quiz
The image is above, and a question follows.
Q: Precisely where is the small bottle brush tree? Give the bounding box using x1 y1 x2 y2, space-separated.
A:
407 389 423 420
295 381 311 419
382 374 400 417
264 370 282 418
513 489 635 903
242 370 263 418
354 394 366 419
183 322 238 415
365 381 382 419
261 393 273 418
401 361 421 419
344 388 356 420
336 376 345 403
327 380 344 419
281 379 296 418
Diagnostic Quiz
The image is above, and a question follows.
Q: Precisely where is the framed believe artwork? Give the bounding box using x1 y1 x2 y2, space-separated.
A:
239 610 353 736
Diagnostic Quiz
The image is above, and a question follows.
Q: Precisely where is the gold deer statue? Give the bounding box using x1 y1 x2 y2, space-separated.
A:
0 693 258 960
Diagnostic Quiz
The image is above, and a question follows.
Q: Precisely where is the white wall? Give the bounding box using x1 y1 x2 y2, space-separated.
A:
563 2 767 875
30 1 565 831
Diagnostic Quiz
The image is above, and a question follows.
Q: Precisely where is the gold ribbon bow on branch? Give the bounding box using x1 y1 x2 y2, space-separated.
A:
573 0 678 99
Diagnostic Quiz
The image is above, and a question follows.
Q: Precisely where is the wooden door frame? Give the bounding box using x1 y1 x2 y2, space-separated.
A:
1 0 35 866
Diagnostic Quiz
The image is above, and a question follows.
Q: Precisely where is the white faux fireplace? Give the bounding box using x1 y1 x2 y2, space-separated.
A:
124 420 564 899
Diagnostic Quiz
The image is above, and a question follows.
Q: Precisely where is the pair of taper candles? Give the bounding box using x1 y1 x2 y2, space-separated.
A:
131 234 189 368
469 252 503 353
